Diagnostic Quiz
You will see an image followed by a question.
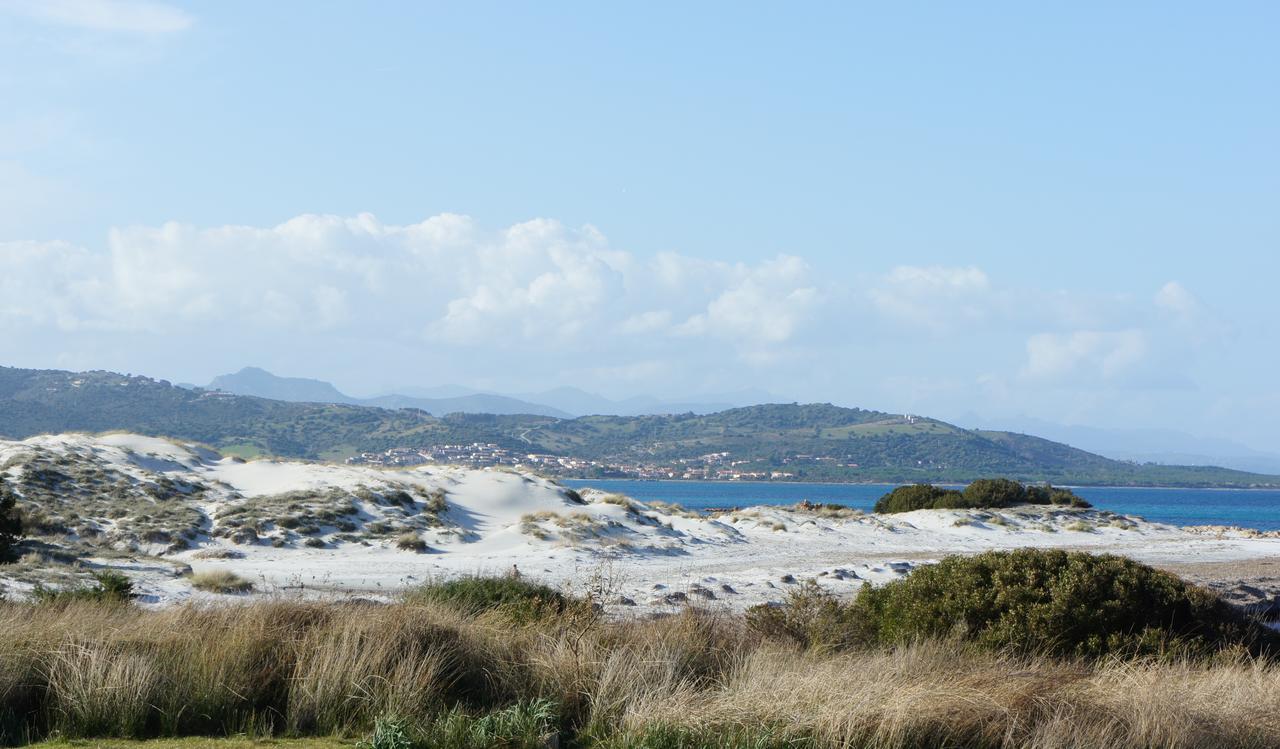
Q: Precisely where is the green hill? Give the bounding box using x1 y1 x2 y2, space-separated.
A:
0 366 1276 487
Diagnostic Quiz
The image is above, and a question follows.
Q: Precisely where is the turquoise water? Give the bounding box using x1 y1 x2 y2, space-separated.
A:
562 479 1280 532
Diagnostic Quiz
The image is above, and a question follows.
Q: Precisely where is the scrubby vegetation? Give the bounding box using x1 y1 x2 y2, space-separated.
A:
189 569 254 594
0 558 1276 748
3 446 206 551
873 478 1091 513
29 569 134 604
402 575 576 622
748 549 1279 659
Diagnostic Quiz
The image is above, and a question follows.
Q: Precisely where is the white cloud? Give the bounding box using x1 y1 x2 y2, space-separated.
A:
1022 329 1148 382
677 255 819 344
0 239 106 330
1154 281 1200 319
867 265 992 330
2 213 820 360
0 0 193 33
2 218 1234 416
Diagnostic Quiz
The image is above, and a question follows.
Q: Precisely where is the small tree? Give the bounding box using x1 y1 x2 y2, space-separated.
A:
0 479 22 562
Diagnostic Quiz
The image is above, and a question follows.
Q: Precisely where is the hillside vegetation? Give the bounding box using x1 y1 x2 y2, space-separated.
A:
1 366 1276 486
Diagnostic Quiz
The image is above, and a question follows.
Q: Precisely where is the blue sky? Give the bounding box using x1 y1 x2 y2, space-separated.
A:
1 1 1278 451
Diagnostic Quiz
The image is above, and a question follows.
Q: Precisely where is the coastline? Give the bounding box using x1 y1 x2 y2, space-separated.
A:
563 477 1280 491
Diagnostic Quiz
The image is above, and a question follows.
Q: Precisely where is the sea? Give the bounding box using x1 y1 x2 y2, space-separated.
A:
561 479 1280 532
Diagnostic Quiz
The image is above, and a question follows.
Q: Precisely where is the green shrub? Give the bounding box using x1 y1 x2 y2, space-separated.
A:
872 484 965 513
744 582 868 652
404 575 576 622
0 479 22 562
962 478 1026 506
31 570 134 604
875 479 1091 513
1025 483 1092 508
750 549 1279 659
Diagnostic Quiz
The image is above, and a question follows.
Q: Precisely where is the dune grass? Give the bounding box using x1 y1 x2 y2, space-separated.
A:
0 571 1277 748
188 569 254 594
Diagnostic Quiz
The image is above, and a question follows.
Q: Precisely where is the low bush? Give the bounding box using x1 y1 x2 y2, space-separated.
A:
749 549 1280 659
874 479 1090 513
404 575 575 622
872 484 966 513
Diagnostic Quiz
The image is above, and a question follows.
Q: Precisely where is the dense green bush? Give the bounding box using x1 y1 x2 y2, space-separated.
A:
961 478 1026 506
1023 483 1092 508
749 549 1279 659
874 479 1090 513
872 484 966 513
0 480 20 562
404 575 577 622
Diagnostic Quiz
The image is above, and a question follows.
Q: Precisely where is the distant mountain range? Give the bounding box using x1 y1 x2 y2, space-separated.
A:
213 369 1280 473
207 367 573 418
960 415 1280 476
206 367 765 417
2 364 1278 488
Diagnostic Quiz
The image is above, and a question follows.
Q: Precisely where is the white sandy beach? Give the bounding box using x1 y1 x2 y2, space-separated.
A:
3 433 1278 613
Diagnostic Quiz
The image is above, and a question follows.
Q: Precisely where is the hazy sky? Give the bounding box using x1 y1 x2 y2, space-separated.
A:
1 1 1278 450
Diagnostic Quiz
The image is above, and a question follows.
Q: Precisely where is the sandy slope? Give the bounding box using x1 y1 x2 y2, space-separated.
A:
2 433 1278 612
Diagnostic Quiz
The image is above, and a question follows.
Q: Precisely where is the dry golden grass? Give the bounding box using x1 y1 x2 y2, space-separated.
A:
189 569 254 593
0 598 1276 747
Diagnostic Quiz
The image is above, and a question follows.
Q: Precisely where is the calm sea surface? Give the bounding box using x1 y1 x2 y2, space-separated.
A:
561 479 1280 532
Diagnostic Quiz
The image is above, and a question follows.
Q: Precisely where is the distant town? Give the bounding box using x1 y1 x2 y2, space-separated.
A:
345 442 862 481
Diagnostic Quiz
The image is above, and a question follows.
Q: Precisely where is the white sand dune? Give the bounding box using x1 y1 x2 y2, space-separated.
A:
2 433 1278 611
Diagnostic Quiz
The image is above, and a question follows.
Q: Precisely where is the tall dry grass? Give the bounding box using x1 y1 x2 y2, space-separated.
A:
0 598 1276 748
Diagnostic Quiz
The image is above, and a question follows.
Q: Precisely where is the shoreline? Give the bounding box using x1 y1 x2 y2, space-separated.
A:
561 477 1280 492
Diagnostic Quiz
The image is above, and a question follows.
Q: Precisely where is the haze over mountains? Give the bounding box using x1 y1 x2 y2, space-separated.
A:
207 367 764 418
960 415 1280 476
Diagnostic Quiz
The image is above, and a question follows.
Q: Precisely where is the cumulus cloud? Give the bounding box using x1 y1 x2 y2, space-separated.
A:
1022 329 1148 383
0 0 193 33
1 217 1232 410
1 213 820 362
677 255 819 344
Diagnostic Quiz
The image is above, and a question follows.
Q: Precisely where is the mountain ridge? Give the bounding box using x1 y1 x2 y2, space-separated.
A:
1 365 1276 488
208 366 573 418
